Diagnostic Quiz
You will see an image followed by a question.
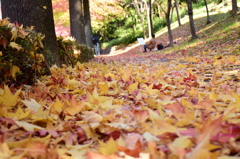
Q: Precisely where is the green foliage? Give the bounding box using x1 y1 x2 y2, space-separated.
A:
56 36 94 66
103 2 188 49
0 18 46 86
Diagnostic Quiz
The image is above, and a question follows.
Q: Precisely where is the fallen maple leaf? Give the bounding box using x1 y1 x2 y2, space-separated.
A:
98 137 118 156
118 140 142 157
0 85 21 108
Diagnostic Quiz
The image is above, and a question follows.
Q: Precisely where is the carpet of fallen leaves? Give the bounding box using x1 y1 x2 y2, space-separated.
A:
0 13 240 159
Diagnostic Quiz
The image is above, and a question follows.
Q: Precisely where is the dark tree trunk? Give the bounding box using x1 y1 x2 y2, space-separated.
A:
204 0 211 24
231 0 238 16
186 0 198 40
175 0 182 26
69 0 86 45
166 0 174 46
1 0 61 68
83 0 93 48
159 0 174 46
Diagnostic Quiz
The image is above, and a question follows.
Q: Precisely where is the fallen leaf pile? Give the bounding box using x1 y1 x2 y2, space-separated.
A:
1 51 240 159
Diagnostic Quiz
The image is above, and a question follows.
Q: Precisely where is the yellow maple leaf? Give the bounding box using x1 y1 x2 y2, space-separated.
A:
51 97 64 113
147 107 164 123
10 65 20 80
9 42 23 51
128 81 138 94
169 136 192 154
0 85 21 108
64 97 85 116
98 81 108 95
6 106 30 120
10 27 18 41
98 137 118 155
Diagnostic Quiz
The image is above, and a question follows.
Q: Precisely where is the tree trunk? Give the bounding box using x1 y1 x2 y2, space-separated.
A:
186 0 198 40
2 0 61 68
148 0 154 38
231 0 238 16
166 0 174 46
83 0 93 48
175 0 182 26
204 0 211 24
159 0 174 46
170 2 175 24
133 0 147 38
69 0 86 45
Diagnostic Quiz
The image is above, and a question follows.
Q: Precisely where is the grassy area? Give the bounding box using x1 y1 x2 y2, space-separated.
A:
154 11 239 57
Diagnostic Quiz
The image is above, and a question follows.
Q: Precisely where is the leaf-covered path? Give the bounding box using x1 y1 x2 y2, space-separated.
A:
0 12 240 158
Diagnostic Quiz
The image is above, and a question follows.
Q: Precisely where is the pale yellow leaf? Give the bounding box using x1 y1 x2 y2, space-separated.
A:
14 120 44 131
10 27 18 41
9 42 23 51
22 98 41 113
169 136 192 154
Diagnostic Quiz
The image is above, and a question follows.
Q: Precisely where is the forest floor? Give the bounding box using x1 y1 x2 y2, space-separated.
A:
0 3 240 159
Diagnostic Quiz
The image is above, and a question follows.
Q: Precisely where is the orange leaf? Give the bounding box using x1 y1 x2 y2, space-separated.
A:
118 140 142 157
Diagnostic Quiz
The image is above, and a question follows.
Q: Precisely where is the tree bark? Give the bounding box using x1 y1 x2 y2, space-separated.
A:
186 0 198 40
159 1 174 47
231 0 238 16
133 0 147 39
204 0 211 24
1 0 61 67
148 0 154 37
69 0 86 44
83 0 93 48
170 2 175 24
166 0 174 46
175 0 182 26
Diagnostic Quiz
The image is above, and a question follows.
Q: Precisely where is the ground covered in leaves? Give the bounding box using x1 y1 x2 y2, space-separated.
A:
0 12 240 159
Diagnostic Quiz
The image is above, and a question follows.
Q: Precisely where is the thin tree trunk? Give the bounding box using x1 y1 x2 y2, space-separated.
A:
133 0 147 38
2 0 61 68
204 0 211 24
186 0 198 40
69 0 86 44
167 0 174 46
170 3 175 24
231 0 238 16
159 0 174 46
175 0 182 26
83 0 93 48
148 0 154 38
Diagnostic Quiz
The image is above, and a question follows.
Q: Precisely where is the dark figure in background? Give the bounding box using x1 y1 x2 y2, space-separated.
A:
144 34 156 52
91 35 101 55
